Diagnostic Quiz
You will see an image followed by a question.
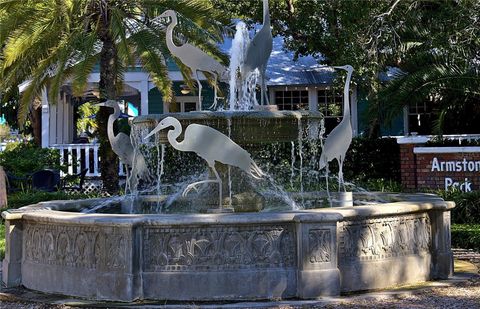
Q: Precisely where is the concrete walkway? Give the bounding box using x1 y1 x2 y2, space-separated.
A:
1 259 479 309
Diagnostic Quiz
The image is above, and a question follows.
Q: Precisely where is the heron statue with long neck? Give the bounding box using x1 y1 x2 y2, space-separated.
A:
242 0 273 105
96 100 151 192
160 10 228 110
145 117 265 209
319 65 354 193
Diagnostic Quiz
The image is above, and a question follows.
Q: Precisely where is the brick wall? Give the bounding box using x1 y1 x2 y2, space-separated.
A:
400 143 416 189
398 141 480 191
415 152 480 191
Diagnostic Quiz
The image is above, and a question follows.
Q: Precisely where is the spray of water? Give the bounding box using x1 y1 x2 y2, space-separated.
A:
229 22 250 110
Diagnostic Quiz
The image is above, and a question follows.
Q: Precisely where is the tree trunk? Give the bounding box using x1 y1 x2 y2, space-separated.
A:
97 11 120 194
30 99 42 146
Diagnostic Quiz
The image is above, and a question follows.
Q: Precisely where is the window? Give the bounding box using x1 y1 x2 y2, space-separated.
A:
318 89 343 133
408 101 434 135
275 90 309 111
166 96 199 113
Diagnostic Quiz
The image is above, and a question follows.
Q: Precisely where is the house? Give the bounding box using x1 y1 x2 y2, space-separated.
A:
30 36 409 178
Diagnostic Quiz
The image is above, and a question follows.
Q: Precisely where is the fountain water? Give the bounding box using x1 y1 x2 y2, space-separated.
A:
1 1 454 303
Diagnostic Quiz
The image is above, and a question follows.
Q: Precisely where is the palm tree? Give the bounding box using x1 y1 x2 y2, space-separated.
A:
0 0 228 193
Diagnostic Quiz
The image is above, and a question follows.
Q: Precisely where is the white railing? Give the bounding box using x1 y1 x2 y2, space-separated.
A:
51 143 126 177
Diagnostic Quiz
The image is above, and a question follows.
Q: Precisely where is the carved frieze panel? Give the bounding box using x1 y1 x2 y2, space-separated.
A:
308 229 331 263
143 224 296 271
23 222 131 270
339 214 431 262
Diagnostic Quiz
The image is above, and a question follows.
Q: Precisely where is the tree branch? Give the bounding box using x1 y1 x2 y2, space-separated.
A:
376 0 402 19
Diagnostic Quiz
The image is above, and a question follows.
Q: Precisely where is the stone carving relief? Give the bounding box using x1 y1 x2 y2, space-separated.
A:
23 222 130 271
143 225 295 271
308 229 331 263
339 214 431 262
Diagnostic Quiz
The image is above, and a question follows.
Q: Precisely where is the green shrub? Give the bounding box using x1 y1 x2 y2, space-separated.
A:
344 137 401 184
0 141 64 177
427 136 480 146
4 191 98 210
439 190 480 224
451 224 480 251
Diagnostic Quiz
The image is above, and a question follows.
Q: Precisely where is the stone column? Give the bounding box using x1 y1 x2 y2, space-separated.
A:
429 205 454 279
2 215 23 287
295 213 341 298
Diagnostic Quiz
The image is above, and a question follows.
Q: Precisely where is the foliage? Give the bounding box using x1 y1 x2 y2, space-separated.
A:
211 0 480 136
439 190 480 225
343 137 401 184
0 0 229 193
451 224 480 251
0 0 229 123
3 190 98 210
76 102 99 139
0 142 64 177
426 137 480 147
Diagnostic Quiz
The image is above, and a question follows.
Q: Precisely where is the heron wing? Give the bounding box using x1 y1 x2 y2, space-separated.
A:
112 133 134 166
183 124 254 173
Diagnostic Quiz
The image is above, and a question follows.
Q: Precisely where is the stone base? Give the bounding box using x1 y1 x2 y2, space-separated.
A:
143 269 296 301
297 269 341 298
339 254 432 292
1 194 455 302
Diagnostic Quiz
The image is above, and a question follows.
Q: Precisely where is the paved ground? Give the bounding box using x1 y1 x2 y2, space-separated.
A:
1 250 479 309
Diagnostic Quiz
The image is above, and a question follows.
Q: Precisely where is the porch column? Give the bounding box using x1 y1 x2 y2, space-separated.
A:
41 88 50 148
308 88 318 112
140 80 149 115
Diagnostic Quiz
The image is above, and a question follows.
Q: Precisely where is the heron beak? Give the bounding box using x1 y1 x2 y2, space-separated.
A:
332 66 343 70
144 124 166 140
95 102 106 107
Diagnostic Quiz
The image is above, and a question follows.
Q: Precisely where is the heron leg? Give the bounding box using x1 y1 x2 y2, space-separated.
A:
125 168 131 194
208 73 219 110
261 67 269 105
338 156 345 192
211 165 223 209
325 162 332 207
196 70 203 111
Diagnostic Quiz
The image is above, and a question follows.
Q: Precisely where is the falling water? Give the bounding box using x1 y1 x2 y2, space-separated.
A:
229 22 250 110
290 141 295 189
156 143 166 210
297 117 305 208
227 117 233 208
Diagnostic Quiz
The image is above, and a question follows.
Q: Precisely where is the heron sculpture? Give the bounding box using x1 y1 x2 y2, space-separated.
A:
242 0 273 105
160 10 228 110
144 116 265 208
96 100 151 192
319 65 354 192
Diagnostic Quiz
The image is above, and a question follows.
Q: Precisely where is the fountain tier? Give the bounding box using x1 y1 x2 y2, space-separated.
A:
132 110 323 145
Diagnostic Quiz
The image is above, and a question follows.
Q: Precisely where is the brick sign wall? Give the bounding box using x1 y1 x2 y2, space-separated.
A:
399 138 480 192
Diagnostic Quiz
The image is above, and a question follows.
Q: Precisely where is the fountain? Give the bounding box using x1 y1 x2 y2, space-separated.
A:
2 1 454 303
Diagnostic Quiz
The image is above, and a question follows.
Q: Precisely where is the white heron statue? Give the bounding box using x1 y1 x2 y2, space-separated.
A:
319 65 354 192
242 0 273 105
144 116 265 208
96 100 151 192
160 10 228 110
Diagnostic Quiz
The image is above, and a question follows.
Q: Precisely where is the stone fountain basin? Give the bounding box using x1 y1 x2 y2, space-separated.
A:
132 110 323 144
2 194 454 302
